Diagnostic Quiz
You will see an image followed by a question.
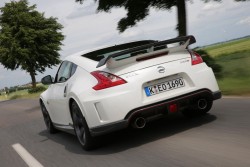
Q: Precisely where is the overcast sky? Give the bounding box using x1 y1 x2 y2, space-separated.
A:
0 0 250 89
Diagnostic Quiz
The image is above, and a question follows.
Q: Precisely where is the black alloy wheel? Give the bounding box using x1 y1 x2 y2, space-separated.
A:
71 101 95 150
40 101 57 134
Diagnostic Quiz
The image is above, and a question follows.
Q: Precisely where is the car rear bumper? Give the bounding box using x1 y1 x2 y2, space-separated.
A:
89 89 221 136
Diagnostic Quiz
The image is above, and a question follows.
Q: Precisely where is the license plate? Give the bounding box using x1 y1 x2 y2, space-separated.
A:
144 78 185 96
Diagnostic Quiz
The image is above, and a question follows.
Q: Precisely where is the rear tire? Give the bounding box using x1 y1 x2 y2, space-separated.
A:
71 101 95 150
40 101 57 134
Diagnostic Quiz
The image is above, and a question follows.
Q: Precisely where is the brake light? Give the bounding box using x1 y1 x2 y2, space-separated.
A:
91 71 127 90
189 50 203 65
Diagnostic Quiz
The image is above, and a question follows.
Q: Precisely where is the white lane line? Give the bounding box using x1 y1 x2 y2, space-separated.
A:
12 143 44 167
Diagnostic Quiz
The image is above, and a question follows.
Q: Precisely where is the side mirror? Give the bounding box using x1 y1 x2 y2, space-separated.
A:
41 75 53 85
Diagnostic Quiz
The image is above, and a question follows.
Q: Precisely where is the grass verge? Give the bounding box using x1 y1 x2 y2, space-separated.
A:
0 86 47 101
213 50 250 96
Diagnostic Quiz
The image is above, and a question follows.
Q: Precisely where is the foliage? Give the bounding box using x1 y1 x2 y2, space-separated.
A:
76 0 248 36
17 86 31 91
195 49 223 79
8 88 17 94
28 86 47 94
76 0 187 36
0 0 64 88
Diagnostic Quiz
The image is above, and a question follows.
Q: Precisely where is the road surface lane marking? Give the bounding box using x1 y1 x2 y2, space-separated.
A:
12 143 44 167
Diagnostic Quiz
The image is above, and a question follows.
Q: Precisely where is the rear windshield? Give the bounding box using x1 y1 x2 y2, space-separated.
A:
82 40 157 61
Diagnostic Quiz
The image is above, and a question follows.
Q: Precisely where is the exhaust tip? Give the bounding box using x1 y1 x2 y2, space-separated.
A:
132 117 146 129
198 99 207 110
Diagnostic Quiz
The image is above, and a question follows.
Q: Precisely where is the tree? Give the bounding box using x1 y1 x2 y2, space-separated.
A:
0 0 64 88
76 0 248 37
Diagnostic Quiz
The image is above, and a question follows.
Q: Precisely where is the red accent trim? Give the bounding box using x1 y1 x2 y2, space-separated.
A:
136 51 169 62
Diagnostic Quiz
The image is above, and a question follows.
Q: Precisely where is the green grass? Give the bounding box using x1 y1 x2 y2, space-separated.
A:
200 37 250 96
208 47 250 96
217 78 250 96
0 85 48 101
204 37 250 57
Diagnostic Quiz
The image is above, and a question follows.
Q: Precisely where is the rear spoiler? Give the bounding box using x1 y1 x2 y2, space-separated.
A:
96 35 196 68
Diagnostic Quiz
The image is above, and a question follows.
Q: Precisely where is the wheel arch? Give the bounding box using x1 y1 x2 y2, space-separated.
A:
68 96 87 120
39 97 47 111
39 98 43 105
39 97 52 118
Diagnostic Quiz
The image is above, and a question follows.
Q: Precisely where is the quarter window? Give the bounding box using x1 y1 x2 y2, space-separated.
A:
56 61 72 83
55 61 78 83
71 63 77 76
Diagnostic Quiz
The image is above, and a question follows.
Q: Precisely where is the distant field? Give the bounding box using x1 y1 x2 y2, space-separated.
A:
202 37 250 96
203 37 250 57
215 51 250 95
0 84 48 101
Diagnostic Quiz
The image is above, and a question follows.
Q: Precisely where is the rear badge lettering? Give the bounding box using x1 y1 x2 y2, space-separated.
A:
125 72 138 78
180 59 189 63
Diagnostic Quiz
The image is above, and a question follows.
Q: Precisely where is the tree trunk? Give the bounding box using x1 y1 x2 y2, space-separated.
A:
30 72 36 88
176 0 187 37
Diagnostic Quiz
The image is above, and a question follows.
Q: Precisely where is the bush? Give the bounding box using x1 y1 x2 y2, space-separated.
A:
28 86 47 94
9 95 22 100
9 88 16 93
195 49 223 79
17 86 30 91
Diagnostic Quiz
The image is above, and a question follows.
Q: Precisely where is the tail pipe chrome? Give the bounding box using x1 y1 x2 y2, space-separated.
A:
132 117 146 129
197 98 208 110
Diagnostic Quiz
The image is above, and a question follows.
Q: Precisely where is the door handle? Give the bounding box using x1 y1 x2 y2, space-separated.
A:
64 85 67 97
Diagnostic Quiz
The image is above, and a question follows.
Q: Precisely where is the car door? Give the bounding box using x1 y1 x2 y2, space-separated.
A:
49 61 76 125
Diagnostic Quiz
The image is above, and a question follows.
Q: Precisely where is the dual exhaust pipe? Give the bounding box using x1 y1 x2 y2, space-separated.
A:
131 98 208 129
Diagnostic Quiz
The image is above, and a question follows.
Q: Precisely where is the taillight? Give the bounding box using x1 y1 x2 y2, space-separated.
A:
189 50 203 65
91 71 127 90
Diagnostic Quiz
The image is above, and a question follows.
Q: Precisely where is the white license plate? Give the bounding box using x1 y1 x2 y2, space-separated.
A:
144 78 185 96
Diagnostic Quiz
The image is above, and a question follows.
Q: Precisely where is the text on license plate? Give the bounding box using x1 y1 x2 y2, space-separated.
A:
144 78 185 96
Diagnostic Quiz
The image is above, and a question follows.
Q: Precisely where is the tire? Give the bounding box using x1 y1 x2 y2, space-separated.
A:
182 99 213 117
40 101 57 134
71 101 95 150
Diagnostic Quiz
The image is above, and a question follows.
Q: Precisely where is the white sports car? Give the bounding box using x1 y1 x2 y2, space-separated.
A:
40 35 221 150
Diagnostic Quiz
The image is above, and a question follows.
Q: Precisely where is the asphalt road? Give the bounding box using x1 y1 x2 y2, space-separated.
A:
0 98 250 167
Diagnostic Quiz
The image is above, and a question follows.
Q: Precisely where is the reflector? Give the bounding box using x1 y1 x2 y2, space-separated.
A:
169 104 178 113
